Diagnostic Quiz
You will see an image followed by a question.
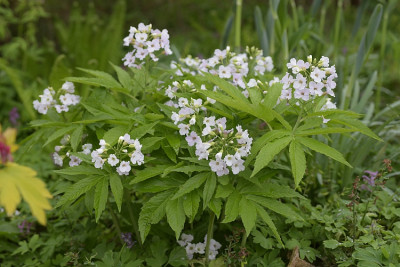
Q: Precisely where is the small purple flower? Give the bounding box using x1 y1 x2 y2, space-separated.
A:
121 232 136 248
17 220 33 234
9 107 20 127
362 170 378 187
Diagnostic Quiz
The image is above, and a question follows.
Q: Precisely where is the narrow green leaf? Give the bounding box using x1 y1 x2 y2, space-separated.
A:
110 62 134 92
251 136 292 177
54 165 103 176
130 165 170 184
289 141 306 187
297 136 352 167
94 177 109 222
215 184 235 199
70 125 84 151
330 118 381 141
183 191 200 223
43 125 76 147
255 6 269 55
208 198 222 219
255 204 283 247
239 198 257 236
296 127 357 136
172 172 209 200
222 191 241 223
166 134 181 154
103 125 128 146
247 195 303 221
166 198 185 239
109 174 123 212
203 173 217 209
263 82 283 109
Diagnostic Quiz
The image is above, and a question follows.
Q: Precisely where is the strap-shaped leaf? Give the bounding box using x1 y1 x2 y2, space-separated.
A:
172 172 209 200
239 183 305 199
251 136 292 177
330 117 381 141
239 198 257 236
255 204 283 247
297 136 351 167
289 140 306 187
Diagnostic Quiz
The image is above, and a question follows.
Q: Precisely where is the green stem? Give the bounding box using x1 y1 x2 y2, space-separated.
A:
292 108 304 133
241 229 247 248
108 204 122 244
234 0 242 52
126 194 143 247
204 212 215 266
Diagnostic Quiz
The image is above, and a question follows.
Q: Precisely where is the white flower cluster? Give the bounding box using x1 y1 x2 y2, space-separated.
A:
33 82 80 115
171 46 273 96
170 96 252 176
279 56 337 104
178 233 221 260
90 134 144 176
52 134 92 167
122 23 172 68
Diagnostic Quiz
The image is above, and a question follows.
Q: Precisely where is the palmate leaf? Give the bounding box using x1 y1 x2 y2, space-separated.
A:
0 163 52 225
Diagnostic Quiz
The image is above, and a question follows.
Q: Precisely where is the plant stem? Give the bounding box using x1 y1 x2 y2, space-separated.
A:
241 229 247 248
292 108 304 133
204 212 215 266
108 204 122 243
234 0 242 52
126 194 143 247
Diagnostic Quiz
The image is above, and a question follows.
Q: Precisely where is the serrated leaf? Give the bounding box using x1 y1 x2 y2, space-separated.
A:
289 140 306 187
297 136 351 167
70 125 84 151
296 127 357 136
247 195 303 221
103 125 129 146
252 136 292 177
172 172 209 200
130 165 170 184
166 134 181 154
166 198 185 239
94 177 109 222
208 198 222 218
0 163 52 225
255 204 283 247
109 174 123 212
43 125 77 147
56 176 101 208
239 198 257 236
222 191 241 223
130 122 158 139
330 117 382 141
110 62 135 92
215 184 234 198
203 173 217 208
183 191 200 223
54 165 103 176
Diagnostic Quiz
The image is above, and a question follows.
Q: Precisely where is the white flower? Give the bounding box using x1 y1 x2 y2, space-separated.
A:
209 157 226 172
82 143 92 154
203 116 216 127
118 161 131 173
69 156 82 167
61 81 75 93
52 152 63 166
185 243 196 255
224 154 236 167
131 150 144 165
247 78 257 88
108 154 119 166
293 74 307 90
94 158 106 169
195 141 211 160
194 243 206 254
218 65 232 79
99 139 107 146
178 124 190 136
310 67 326 83
178 97 189 108
186 131 200 146
294 88 310 101
231 158 245 174
320 56 329 67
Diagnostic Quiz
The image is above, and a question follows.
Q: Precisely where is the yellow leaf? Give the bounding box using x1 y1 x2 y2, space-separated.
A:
3 127 19 152
0 163 52 225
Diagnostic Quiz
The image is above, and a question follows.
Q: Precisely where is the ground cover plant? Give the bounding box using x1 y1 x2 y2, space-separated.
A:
1 0 399 266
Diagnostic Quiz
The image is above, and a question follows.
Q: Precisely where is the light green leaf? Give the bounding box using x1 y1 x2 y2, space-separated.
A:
166 198 185 239
215 184 235 199
166 134 181 154
208 198 222 219
172 172 209 200
109 174 123 212
296 127 357 136
54 165 103 176
222 191 241 223
43 125 77 147
94 177 109 222
324 239 340 249
203 173 217 208
297 136 351 167
55 176 101 208
183 191 200 223
239 198 257 236
251 136 292 177
289 140 306 187
103 125 129 146
70 125 84 151
110 62 135 92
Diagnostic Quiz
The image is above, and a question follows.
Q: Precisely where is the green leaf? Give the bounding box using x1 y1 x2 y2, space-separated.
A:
289 140 306 187
296 127 357 136
208 198 222 219
139 190 173 241
170 166 210 174
203 173 217 208
166 198 185 239
43 125 77 147
239 198 257 236
70 125 84 151
240 183 305 199
215 184 235 198
49 55 72 90
247 195 303 221
103 125 129 146
297 136 351 167
110 62 135 92
109 174 123 212
54 165 103 176
168 246 188 267
130 165 170 184
166 134 181 154
324 239 340 249
131 122 158 139
252 136 292 177
263 82 283 109
330 117 382 141
255 6 269 55
255 204 283 247
172 172 209 200
183 191 200 223
222 191 241 223
55 176 102 208
94 177 109 222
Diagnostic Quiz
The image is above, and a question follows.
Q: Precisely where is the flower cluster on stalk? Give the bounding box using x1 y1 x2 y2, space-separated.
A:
122 23 172 68
178 233 221 260
279 56 337 107
52 134 92 167
169 92 252 176
90 134 144 176
33 82 80 114
170 46 273 97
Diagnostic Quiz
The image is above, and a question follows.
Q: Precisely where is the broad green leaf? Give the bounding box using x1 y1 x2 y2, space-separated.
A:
239 198 257 236
222 191 241 223
163 145 177 162
208 198 222 218
215 184 235 198
172 172 209 200
103 125 129 146
263 83 283 109
203 173 217 208
166 134 181 154
43 125 77 147
109 174 123 212
130 122 158 139
0 163 52 225
324 239 340 249
56 176 101 208
168 246 188 267
166 198 185 239
297 136 351 167
248 87 263 105
255 204 283 246
247 195 303 221
252 136 292 177
70 125 84 151
94 177 109 222
183 191 200 223
289 140 306 187
139 190 173 241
